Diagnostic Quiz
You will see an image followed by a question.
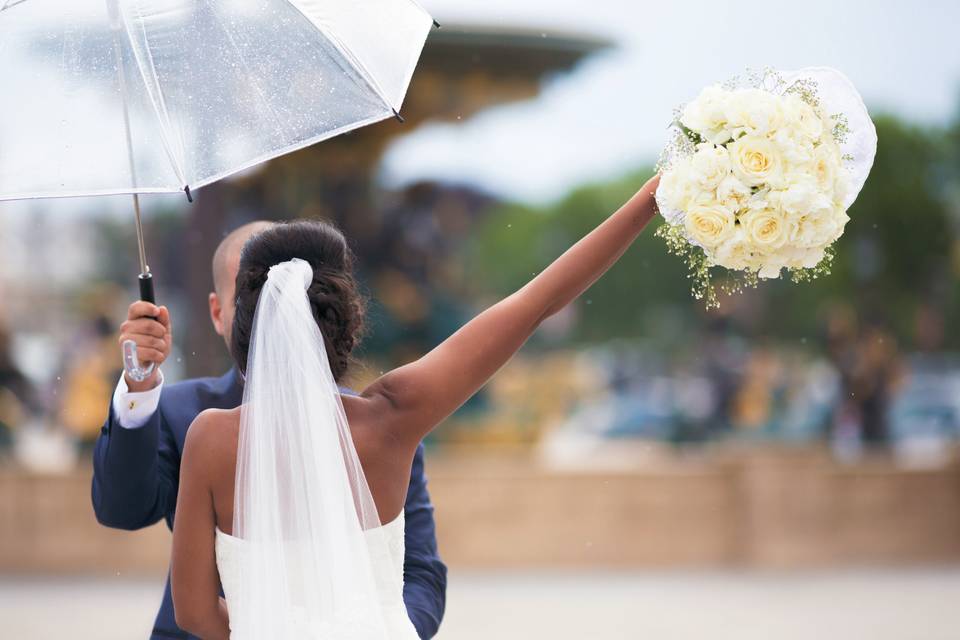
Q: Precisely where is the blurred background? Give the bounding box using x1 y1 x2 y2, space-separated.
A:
3 0 960 638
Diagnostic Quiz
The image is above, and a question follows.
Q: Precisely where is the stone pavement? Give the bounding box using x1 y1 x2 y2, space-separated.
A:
3 568 960 639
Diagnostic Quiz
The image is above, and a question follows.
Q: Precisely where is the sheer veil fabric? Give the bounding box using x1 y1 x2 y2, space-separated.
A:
232 258 402 638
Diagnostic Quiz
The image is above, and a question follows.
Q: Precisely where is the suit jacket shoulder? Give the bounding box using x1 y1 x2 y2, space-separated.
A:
158 369 243 439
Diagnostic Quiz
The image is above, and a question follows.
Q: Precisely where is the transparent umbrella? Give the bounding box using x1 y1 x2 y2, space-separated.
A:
0 0 435 378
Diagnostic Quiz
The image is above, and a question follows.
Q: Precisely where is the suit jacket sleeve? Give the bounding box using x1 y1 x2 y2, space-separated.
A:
402 443 447 639
91 401 179 531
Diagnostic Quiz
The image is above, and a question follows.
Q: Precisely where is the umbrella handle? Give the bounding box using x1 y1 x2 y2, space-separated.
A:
122 273 158 383
138 272 155 305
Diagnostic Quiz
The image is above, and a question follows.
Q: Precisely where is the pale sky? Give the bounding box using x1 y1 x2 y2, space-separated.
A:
383 0 960 203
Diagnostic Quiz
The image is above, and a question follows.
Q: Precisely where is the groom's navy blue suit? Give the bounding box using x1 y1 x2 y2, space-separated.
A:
92 368 446 639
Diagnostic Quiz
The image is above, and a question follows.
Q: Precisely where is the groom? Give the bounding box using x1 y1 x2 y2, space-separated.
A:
92 221 447 639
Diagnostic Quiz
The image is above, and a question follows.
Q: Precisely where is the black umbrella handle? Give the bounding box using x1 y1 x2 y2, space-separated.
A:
139 272 156 305
122 272 158 383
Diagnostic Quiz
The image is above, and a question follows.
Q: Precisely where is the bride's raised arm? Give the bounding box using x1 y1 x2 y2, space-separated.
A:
363 174 660 445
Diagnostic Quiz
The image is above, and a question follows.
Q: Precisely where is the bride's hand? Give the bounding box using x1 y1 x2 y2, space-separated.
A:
643 173 661 197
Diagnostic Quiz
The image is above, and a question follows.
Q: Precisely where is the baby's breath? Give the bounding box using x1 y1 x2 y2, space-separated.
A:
678 122 705 146
654 223 717 307
831 113 851 145
721 73 742 91
784 77 821 110
750 66 784 93
657 109 699 174
655 223 762 309
789 245 836 283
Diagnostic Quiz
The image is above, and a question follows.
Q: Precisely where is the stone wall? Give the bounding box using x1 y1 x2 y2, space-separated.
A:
2 449 959 575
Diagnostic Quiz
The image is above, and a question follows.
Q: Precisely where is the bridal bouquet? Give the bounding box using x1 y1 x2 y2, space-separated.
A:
655 68 876 306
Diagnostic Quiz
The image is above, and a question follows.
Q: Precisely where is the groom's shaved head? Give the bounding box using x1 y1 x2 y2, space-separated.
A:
212 221 274 298
209 220 274 350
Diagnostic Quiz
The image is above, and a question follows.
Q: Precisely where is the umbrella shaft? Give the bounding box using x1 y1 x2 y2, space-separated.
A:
108 0 149 277
133 193 148 276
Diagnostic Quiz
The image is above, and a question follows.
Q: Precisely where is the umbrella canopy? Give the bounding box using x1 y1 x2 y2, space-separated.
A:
0 0 433 201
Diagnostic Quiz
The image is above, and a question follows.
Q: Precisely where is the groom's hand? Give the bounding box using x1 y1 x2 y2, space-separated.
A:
119 301 172 392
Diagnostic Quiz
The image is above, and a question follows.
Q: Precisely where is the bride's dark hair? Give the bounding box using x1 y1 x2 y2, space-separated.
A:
231 219 365 381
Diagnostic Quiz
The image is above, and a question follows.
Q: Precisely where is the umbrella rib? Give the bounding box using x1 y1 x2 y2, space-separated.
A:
118 4 189 190
0 0 29 13
280 0 395 116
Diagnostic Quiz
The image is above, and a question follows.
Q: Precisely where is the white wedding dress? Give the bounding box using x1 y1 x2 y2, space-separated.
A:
215 513 419 639
220 258 420 639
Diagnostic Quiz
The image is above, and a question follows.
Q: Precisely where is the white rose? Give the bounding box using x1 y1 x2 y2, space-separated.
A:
792 204 848 248
791 215 828 248
713 228 759 272
724 88 784 137
681 85 734 144
812 139 845 190
758 258 786 279
812 143 838 191
813 140 851 205
739 206 790 251
782 95 825 141
729 135 784 187
688 143 732 190
684 203 737 249
657 158 699 220
785 246 826 270
771 175 832 220
771 128 814 169
833 168 851 206
744 187 772 210
717 174 751 210
833 206 851 241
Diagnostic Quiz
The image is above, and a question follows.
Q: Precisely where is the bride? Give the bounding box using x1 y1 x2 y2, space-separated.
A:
170 174 661 639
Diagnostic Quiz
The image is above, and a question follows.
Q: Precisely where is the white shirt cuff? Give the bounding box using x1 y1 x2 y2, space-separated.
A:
112 370 164 429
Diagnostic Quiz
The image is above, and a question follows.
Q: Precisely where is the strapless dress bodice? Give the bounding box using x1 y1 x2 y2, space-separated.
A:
214 512 418 639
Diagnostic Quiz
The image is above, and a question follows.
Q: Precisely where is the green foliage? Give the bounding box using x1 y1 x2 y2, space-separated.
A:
467 170 695 345
821 117 950 329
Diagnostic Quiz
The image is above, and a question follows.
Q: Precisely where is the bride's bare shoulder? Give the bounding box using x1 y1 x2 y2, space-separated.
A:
183 407 241 463
188 407 240 433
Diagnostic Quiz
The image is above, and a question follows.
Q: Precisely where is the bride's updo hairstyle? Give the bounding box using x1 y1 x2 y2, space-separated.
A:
231 219 365 381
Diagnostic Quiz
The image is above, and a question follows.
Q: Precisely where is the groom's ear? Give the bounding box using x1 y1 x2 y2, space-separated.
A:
209 292 226 337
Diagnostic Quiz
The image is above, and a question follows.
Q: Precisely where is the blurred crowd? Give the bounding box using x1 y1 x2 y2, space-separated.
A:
4 296 943 468
0 307 123 464
455 303 959 464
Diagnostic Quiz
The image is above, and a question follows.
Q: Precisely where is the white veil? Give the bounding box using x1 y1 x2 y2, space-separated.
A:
232 258 402 639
